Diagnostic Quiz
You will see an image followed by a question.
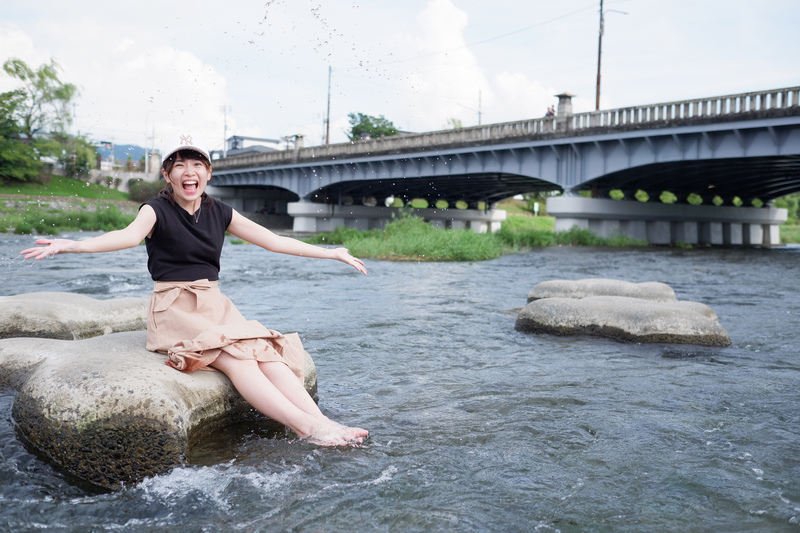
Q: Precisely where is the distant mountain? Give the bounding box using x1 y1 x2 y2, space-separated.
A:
95 143 149 162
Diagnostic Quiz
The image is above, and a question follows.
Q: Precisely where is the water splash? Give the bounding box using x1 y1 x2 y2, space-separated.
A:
138 462 300 508
1 254 39 269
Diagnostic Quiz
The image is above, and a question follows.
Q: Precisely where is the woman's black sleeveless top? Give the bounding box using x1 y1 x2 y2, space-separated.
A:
143 196 233 281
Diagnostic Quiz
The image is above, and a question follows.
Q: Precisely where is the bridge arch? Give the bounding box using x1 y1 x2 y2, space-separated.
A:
307 172 560 209
578 154 800 206
557 115 800 205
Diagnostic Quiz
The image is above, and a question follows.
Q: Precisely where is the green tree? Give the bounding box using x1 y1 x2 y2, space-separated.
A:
49 131 96 179
2 58 78 144
1 58 93 184
0 90 41 183
347 112 399 141
773 192 799 223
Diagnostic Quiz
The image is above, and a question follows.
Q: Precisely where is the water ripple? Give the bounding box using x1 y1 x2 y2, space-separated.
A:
1 235 800 530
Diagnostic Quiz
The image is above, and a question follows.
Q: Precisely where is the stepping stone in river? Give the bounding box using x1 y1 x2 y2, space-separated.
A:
516 279 731 347
0 292 147 340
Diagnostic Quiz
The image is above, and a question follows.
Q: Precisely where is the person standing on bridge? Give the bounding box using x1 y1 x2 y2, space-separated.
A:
20 135 369 447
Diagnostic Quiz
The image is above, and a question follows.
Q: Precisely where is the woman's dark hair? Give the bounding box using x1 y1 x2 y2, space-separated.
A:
158 149 214 208
161 149 211 173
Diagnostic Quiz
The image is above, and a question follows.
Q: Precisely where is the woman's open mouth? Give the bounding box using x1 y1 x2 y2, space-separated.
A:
182 180 199 193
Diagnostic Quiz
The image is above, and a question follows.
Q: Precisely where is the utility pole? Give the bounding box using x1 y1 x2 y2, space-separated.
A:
595 0 603 111
595 1 626 111
325 66 332 145
223 105 229 157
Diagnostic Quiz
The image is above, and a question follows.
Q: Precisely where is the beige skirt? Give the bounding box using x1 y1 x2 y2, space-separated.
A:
146 279 305 382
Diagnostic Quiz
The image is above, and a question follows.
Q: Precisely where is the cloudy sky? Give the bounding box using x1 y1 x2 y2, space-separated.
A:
1 0 797 153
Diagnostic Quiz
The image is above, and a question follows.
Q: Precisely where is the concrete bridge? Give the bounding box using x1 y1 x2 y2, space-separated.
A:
210 86 800 244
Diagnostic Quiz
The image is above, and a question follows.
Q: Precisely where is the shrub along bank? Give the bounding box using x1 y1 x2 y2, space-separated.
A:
304 213 648 262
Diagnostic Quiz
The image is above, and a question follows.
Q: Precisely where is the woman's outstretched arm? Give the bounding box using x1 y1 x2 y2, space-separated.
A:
227 210 367 274
20 205 157 261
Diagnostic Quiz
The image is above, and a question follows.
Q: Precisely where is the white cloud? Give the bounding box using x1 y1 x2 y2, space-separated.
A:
70 43 231 153
489 71 554 122
391 0 570 130
0 21 50 92
396 0 489 131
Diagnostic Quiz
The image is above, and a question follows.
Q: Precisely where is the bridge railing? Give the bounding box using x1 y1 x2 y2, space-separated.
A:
214 86 800 170
570 86 800 129
216 116 559 169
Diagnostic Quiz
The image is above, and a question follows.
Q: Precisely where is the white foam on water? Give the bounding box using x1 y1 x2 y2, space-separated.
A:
107 280 144 294
361 465 398 486
139 465 233 510
136 462 301 511
241 464 302 493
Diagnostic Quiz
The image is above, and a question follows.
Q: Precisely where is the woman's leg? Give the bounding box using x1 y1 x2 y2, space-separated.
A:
210 353 367 446
258 361 369 443
257 360 326 419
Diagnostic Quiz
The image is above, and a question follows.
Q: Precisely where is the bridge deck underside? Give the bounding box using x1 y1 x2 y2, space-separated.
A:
309 174 558 206
582 155 800 203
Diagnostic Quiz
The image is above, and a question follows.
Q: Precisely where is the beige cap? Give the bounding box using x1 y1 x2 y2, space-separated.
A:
161 134 210 165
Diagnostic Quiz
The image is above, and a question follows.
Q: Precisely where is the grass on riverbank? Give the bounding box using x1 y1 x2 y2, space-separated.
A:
0 175 130 200
1 176 136 234
1 204 135 235
304 213 648 261
781 224 800 244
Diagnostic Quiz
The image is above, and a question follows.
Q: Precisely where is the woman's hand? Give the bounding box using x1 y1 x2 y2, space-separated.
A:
19 207 155 261
331 247 367 275
20 238 79 261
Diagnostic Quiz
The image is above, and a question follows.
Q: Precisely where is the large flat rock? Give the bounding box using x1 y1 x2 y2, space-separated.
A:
515 295 731 347
1 332 317 490
0 292 147 340
0 293 318 491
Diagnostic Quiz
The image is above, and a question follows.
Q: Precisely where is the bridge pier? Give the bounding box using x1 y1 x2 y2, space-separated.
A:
286 201 506 234
547 197 787 246
206 185 296 228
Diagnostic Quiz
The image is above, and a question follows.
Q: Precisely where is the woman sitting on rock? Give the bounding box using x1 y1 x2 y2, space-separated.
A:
21 135 369 447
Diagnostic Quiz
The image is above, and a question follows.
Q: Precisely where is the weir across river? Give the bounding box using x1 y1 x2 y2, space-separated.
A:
209 87 800 244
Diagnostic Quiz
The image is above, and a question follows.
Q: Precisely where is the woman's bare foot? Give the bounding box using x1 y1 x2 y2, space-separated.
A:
304 419 369 447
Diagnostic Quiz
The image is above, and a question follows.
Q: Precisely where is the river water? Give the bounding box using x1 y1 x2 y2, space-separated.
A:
1 232 799 532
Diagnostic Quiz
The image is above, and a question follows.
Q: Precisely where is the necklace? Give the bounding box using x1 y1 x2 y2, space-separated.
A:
193 204 201 224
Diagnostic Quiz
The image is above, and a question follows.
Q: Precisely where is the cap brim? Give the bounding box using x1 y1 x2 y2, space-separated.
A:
161 145 211 164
